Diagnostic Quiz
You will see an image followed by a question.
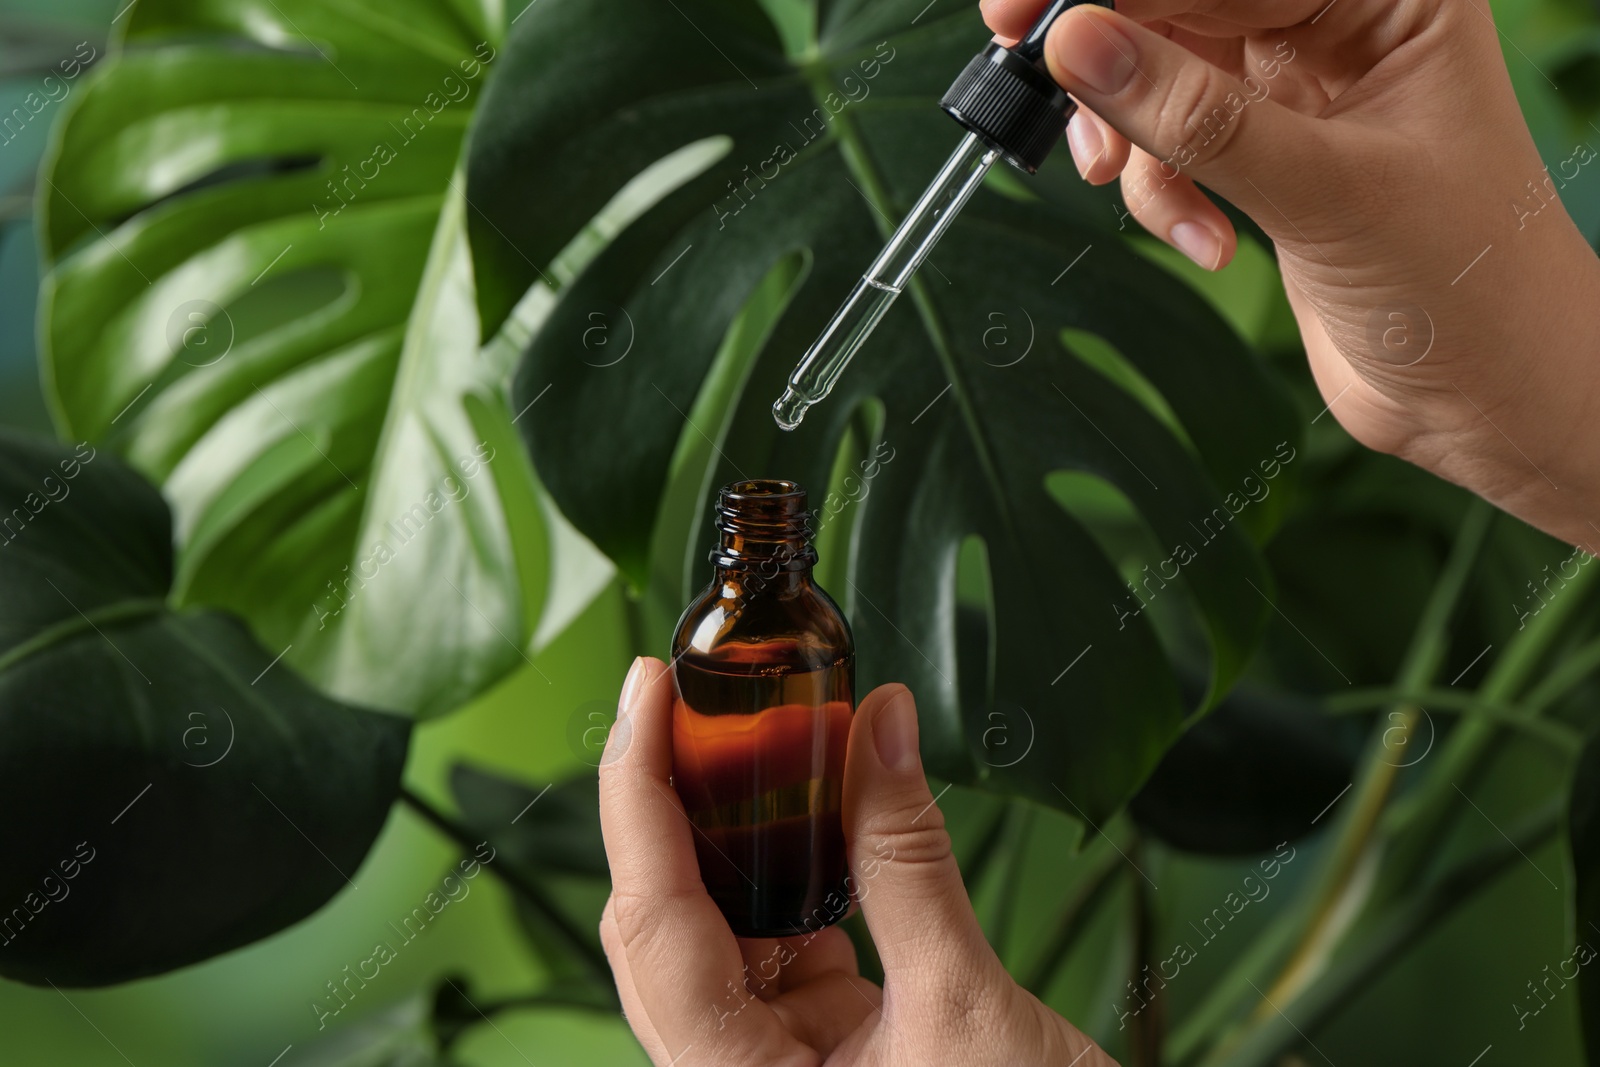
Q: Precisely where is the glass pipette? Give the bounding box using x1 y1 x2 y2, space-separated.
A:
772 132 999 431
772 0 1111 431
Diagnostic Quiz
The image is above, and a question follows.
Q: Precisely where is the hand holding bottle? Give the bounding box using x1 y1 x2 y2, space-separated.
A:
598 657 1117 1066
985 0 1600 550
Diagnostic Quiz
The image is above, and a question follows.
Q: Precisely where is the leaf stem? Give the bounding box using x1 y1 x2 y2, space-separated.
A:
1257 500 1494 1010
433 979 618 1050
1322 687 1582 754
962 798 1014 895
1169 502 1496 1065
399 786 616 996
1205 801 1560 1067
1128 837 1163 1067
1021 834 1124 993
1379 558 1600 887
1518 633 1600 716
985 804 1036 953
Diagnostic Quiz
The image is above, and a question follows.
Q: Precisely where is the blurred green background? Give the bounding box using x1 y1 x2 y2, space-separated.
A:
6 0 1600 1063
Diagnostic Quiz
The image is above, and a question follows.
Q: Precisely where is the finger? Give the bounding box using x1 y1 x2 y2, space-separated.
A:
1115 7 1413 101
783 925 861 990
1117 144 1238 269
736 923 860 1001
599 897 670 1064
1112 0 1326 30
979 0 1038 41
1044 5 1331 222
1065 109 1130 184
736 927 858 994
983 0 1329 38
841 684 1004 1002
769 972 884 1056
1155 20 1248 75
735 938 788 1002
598 657 799 1063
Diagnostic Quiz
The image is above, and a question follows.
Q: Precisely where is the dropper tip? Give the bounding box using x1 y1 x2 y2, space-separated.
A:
772 388 809 431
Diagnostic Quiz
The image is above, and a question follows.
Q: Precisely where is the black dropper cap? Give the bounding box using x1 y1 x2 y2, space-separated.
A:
939 0 1113 174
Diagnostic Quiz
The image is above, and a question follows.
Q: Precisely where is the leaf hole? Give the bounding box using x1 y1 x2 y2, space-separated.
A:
648 250 809 602
112 155 323 230
1044 469 1208 685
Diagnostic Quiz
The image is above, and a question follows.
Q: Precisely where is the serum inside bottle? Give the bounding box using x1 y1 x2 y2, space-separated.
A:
670 480 855 937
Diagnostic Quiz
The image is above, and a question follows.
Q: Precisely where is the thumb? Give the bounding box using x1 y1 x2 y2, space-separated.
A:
1044 6 1326 221
841 684 998 995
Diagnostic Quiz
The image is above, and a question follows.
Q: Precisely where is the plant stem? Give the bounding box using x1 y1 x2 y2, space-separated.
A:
986 804 1036 954
1201 802 1560 1067
961 797 1014 891
1257 500 1494 1010
1128 838 1164 1067
1323 687 1582 754
1184 511 1599 1066
1021 835 1124 993
1381 560 1600 888
1323 687 1515 716
435 982 618 1050
399 787 616 996
1517 632 1600 715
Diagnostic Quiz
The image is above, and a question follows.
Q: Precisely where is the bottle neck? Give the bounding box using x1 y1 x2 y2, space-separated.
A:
709 480 817 591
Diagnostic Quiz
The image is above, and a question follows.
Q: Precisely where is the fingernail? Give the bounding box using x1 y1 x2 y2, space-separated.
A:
603 710 632 765
605 658 647 765
1171 221 1222 270
618 656 647 720
1066 114 1104 180
872 688 920 772
1050 11 1138 95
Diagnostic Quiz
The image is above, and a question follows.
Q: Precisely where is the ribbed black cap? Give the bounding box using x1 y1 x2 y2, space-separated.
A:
940 42 1073 174
941 0 1115 173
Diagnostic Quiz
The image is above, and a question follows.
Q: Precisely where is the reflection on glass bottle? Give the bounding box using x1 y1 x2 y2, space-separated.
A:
670 480 855 937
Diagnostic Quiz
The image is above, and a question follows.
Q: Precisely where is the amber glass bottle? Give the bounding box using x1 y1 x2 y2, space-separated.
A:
670 479 855 938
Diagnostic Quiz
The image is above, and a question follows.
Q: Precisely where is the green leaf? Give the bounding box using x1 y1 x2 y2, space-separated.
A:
1570 727 1600 1060
1129 680 1354 855
37 0 545 717
466 0 1299 821
449 764 611 983
0 429 408 986
293 992 453 1066
451 763 606 879
430 972 615 1048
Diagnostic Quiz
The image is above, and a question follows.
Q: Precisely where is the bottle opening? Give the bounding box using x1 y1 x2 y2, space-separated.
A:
718 480 808 526
722 478 804 501
713 479 815 570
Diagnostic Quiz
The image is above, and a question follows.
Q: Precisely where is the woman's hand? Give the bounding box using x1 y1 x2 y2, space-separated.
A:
597 656 1117 1066
985 0 1600 549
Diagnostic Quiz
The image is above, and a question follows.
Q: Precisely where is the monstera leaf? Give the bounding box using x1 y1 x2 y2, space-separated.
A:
467 0 1300 820
1130 680 1354 854
0 430 408 985
37 0 546 718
